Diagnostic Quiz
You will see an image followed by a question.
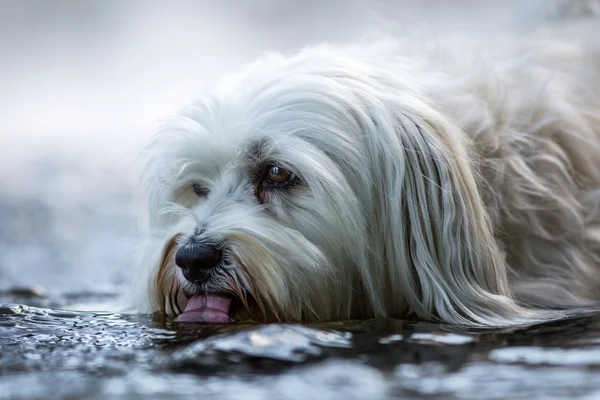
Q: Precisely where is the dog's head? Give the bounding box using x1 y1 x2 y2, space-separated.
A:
135 44 529 325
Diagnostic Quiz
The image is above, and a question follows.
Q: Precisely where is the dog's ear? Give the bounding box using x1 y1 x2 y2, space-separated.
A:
375 110 530 325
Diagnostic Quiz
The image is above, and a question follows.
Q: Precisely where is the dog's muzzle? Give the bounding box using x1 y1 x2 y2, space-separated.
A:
173 242 233 324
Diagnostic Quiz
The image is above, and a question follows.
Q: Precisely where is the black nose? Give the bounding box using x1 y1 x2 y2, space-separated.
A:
175 244 222 282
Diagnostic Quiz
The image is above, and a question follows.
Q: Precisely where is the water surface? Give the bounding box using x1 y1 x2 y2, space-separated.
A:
2 289 600 399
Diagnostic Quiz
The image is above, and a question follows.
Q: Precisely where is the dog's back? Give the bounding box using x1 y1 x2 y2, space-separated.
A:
452 8 600 308
355 0 600 310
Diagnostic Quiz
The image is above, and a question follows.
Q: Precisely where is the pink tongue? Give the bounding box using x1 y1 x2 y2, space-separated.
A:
176 295 233 323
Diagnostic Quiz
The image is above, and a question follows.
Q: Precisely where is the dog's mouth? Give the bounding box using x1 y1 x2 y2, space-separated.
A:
175 294 234 323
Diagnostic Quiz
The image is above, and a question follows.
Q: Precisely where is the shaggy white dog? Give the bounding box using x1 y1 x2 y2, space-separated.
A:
131 4 600 326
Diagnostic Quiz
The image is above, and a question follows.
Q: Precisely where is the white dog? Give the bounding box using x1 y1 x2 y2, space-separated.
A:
130 5 600 326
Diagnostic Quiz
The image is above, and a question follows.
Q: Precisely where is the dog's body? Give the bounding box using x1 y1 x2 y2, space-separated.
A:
131 7 600 326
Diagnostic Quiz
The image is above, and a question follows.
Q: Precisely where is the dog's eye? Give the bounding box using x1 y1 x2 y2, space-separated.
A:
192 182 209 197
265 165 294 185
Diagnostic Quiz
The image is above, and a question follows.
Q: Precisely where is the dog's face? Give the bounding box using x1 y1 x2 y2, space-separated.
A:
144 54 381 323
138 46 525 325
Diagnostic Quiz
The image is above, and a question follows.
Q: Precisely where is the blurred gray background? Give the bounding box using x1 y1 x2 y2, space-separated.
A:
0 0 536 301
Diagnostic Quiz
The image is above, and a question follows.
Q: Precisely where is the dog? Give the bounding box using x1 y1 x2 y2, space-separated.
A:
129 4 600 326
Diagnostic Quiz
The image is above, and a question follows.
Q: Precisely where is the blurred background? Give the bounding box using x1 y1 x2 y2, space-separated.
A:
0 0 538 304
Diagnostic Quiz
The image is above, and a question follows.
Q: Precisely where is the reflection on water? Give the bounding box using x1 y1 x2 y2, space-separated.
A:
2 294 600 399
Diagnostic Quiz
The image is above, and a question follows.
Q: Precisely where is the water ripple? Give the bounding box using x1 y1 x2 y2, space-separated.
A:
2 303 600 399
168 324 352 367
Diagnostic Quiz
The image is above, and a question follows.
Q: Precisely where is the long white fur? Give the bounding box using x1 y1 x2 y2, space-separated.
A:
130 3 600 326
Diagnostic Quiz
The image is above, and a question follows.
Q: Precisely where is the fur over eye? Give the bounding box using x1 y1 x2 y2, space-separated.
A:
192 182 210 197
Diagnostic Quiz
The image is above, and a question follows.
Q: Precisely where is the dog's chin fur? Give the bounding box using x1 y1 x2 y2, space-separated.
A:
129 6 600 327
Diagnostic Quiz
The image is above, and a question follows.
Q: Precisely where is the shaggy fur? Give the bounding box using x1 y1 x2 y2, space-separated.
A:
130 7 600 326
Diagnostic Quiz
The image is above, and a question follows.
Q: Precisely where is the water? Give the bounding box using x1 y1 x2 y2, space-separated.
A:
2 291 600 400
3 1 600 399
